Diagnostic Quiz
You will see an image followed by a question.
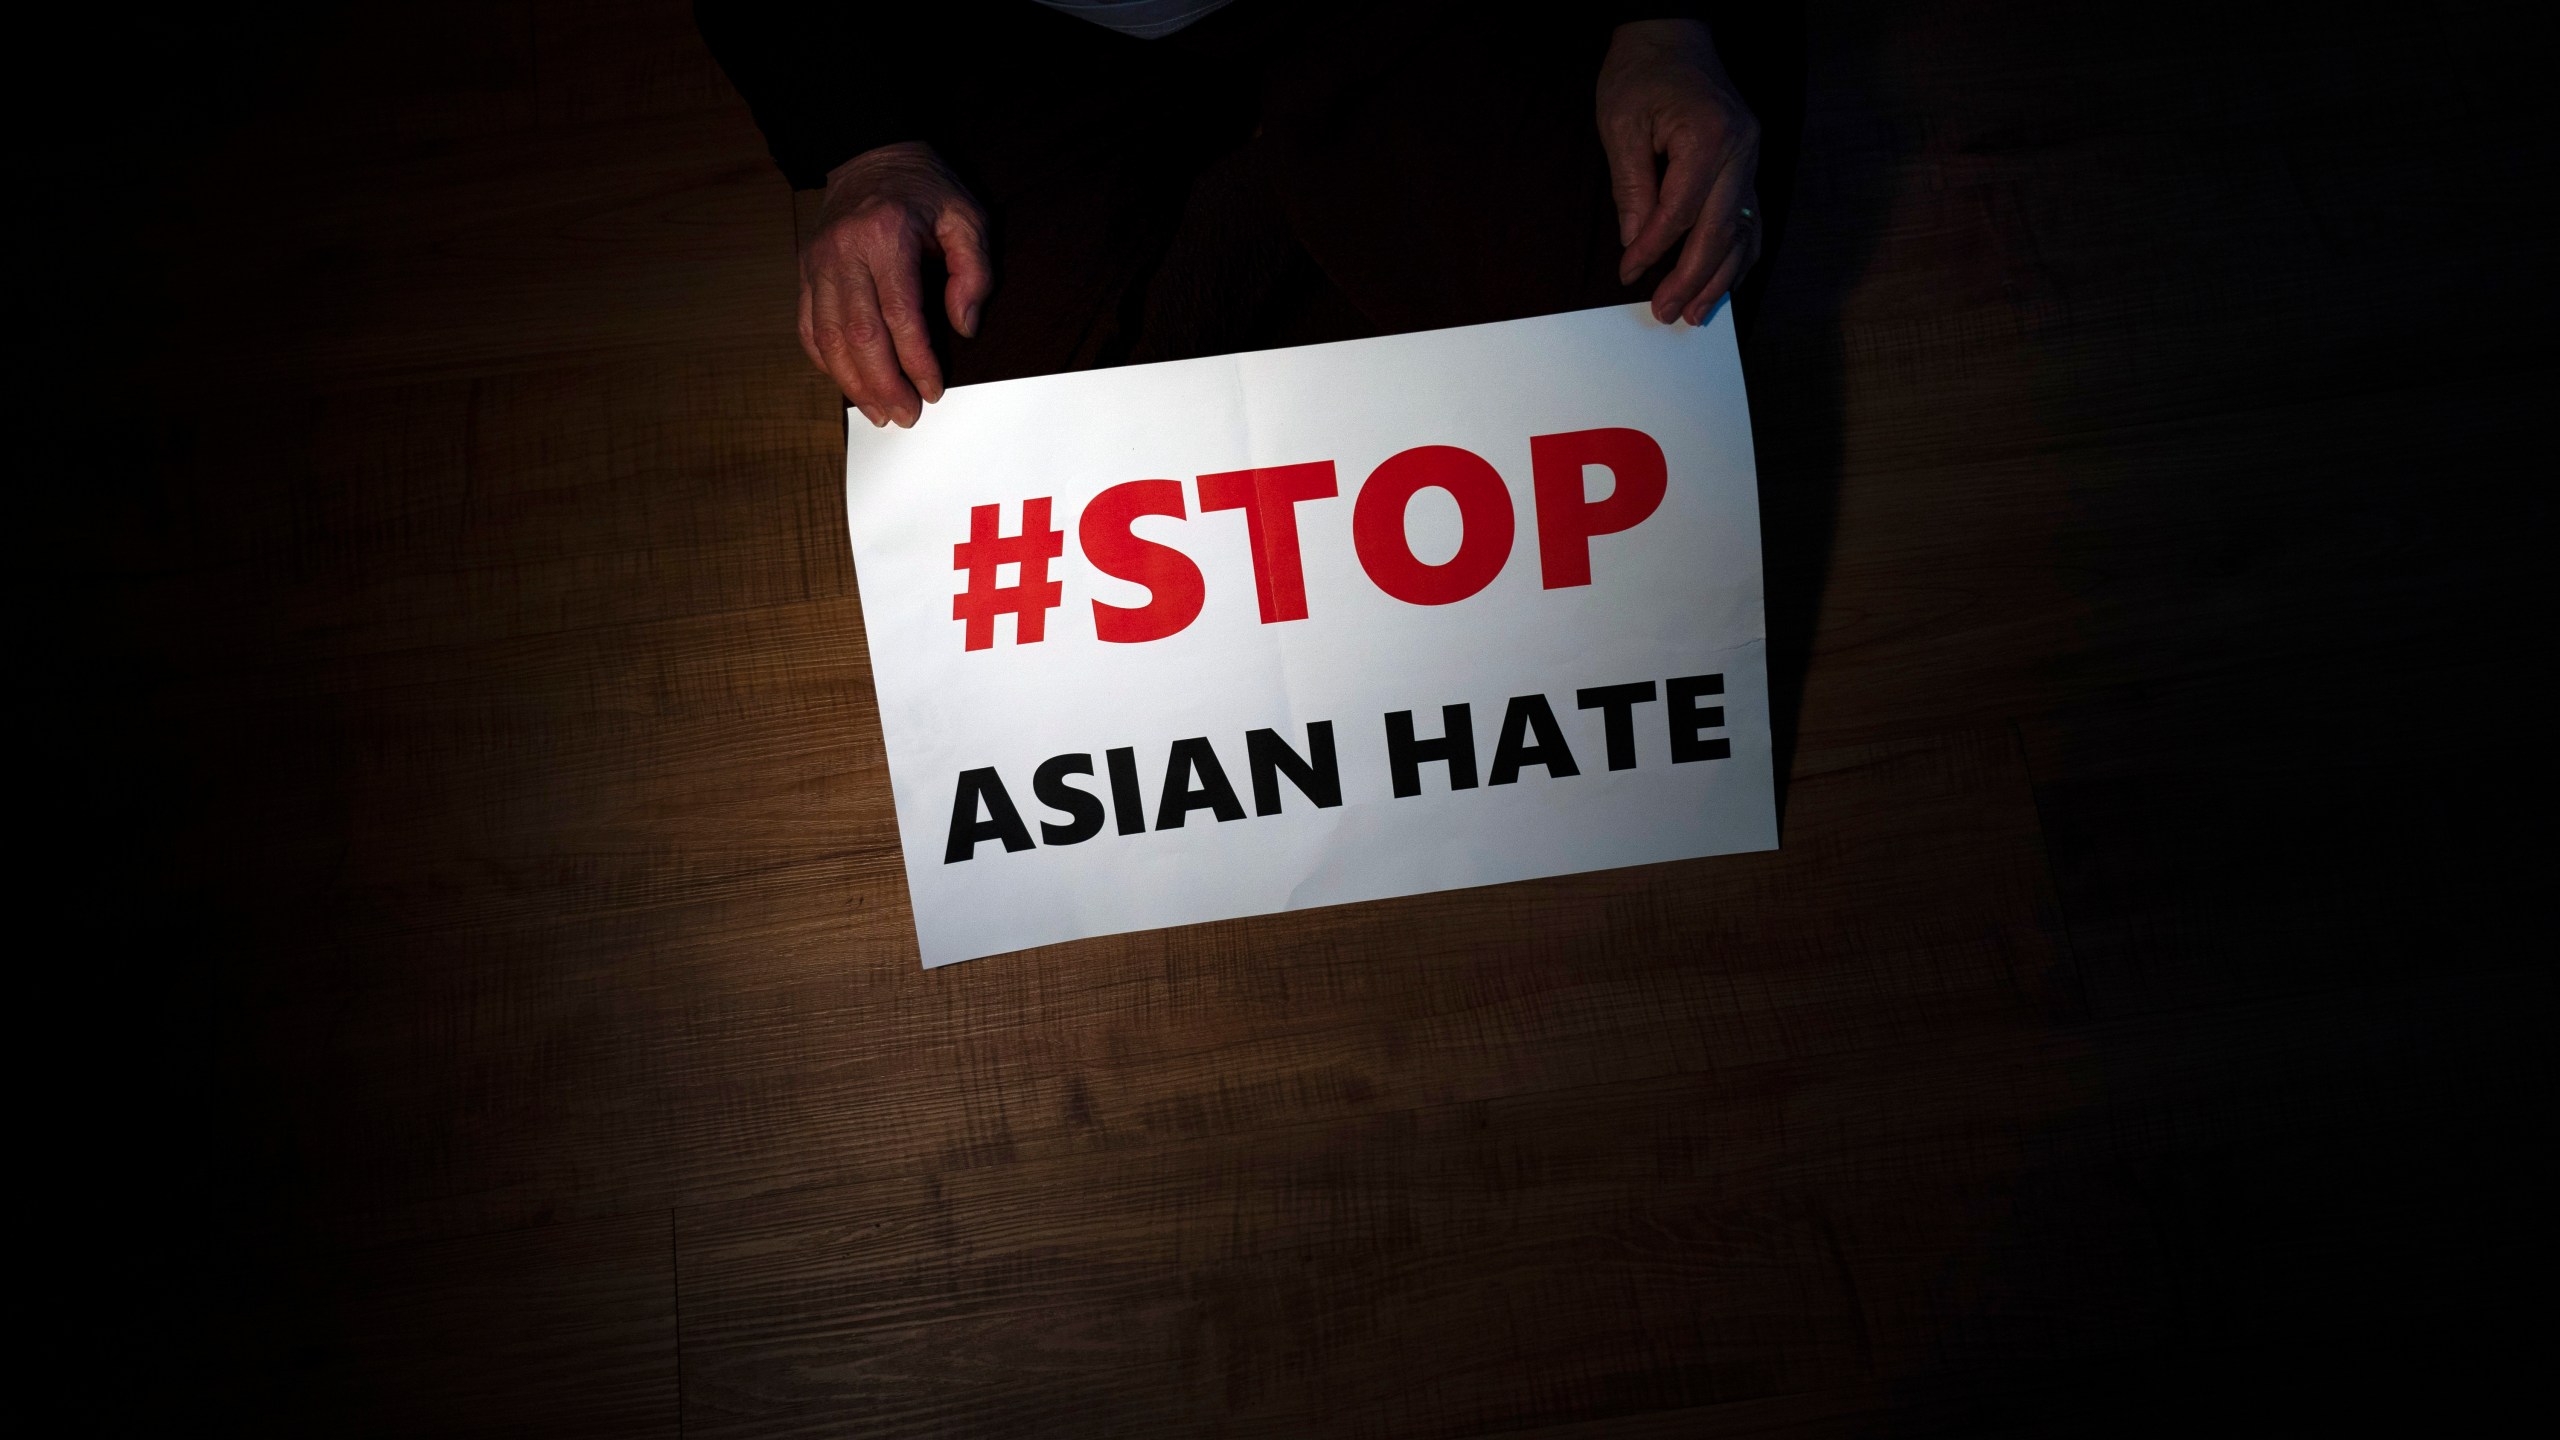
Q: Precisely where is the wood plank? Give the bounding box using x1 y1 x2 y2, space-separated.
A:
671 968 2542 1437
218 722 2070 1246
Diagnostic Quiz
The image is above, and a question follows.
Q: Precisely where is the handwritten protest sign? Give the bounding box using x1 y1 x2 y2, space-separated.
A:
844 302 1776 967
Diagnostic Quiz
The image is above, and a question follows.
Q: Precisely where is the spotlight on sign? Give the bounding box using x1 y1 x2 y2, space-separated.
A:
846 302 1776 966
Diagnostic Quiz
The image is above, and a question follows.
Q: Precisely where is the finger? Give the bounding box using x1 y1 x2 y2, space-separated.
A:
1650 152 1757 321
805 271 879 422
797 280 826 375
936 203 994 340
1619 128 1715 285
834 267 923 427
1651 206 1733 323
1679 190 1764 326
874 243 944 414
1682 242 1750 327
1690 200 1764 323
1599 123 1660 257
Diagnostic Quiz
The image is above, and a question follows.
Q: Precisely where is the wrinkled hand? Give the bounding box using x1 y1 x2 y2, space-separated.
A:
1597 20 1763 325
800 142 993 428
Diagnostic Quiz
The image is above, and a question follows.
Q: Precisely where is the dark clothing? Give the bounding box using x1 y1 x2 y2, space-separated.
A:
697 1 1735 191
696 0 1803 383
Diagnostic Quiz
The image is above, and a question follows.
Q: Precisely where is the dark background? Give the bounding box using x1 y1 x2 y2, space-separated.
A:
21 2 2550 1434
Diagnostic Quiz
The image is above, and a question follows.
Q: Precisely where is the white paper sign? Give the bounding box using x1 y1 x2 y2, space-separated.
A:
845 302 1776 967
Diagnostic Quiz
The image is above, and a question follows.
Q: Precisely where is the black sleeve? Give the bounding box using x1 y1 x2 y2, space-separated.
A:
694 1 943 190
694 0 1147 191
696 1 1732 193
1594 5 1718 25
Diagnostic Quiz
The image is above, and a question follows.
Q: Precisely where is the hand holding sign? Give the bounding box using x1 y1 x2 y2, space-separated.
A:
1600 19 1765 325
800 141 992 430
793 20 1762 429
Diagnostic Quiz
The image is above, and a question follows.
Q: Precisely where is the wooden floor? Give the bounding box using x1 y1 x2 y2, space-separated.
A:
37 2 2548 1434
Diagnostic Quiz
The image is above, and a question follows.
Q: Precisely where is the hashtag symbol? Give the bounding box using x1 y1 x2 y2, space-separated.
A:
951 498 1066 651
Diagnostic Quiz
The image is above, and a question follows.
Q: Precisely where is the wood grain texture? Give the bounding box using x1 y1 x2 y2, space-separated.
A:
35 0 2547 1434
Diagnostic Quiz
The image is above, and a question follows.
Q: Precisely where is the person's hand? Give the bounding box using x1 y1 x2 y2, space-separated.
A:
1596 20 1763 326
800 141 993 428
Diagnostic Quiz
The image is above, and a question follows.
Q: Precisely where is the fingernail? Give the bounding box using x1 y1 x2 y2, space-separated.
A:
960 304 980 337
860 405 884 427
